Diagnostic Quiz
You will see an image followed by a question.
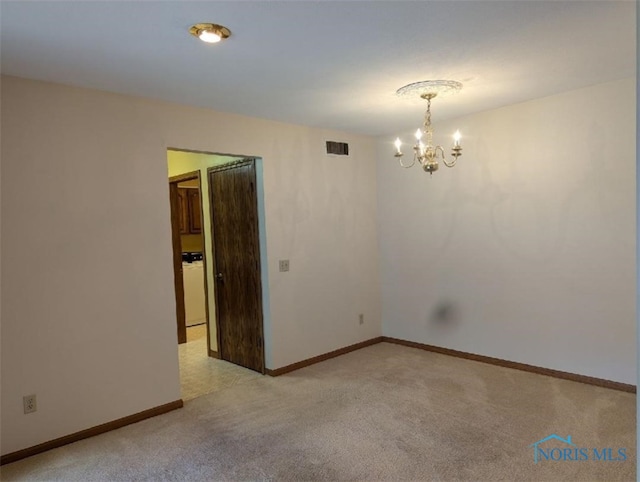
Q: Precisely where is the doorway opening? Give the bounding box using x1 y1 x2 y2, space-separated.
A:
167 149 268 401
169 171 209 347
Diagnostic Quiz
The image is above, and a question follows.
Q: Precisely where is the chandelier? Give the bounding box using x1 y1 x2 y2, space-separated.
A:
393 80 463 175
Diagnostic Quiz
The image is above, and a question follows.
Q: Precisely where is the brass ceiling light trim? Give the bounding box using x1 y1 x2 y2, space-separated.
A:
189 23 231 43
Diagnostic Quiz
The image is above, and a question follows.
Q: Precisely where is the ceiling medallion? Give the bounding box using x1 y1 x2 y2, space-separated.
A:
393 80 463 175
189 23 231 44
395 80 462 99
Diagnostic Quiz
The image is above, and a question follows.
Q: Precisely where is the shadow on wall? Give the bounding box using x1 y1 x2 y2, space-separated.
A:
428 300 460 331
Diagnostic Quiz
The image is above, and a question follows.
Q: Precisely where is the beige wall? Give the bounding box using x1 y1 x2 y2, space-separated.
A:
377 78 637 384
0 76 382 455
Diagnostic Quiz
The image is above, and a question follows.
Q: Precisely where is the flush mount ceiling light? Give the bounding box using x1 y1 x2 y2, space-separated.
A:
393 80 463 175
189 23 231 43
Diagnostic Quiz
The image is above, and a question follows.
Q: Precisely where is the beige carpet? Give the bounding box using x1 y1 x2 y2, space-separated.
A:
1 343 635 481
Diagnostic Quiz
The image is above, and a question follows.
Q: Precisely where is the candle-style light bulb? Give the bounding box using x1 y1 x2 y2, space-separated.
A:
415 129 423 141
453 130 461 147
394 137 402 153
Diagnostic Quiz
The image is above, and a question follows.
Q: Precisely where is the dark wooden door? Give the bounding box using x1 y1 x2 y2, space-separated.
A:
209 160 264 373
169 182 187 344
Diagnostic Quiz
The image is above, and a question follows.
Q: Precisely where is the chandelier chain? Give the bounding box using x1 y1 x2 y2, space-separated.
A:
424 97 433 149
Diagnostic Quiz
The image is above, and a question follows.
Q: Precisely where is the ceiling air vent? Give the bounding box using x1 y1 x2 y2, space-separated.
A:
326 141 349 156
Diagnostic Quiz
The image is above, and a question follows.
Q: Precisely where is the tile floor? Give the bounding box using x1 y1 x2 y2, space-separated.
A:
178 324 262 401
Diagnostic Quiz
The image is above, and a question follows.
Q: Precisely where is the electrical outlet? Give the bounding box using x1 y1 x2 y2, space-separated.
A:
359 314 364 325
23 394 37 414
279 259 290 272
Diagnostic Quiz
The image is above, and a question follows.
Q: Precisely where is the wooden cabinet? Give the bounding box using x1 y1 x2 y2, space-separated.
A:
187 188 202 234
178 187 202 235
177 188 189 234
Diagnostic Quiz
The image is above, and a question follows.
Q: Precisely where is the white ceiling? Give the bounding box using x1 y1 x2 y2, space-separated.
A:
1 1 636 137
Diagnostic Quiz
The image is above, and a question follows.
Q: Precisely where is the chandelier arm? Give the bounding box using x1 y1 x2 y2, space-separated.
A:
442 147 462 168
434 145 445 160
434 145 460 168
442 158 457 168
398 156 416 168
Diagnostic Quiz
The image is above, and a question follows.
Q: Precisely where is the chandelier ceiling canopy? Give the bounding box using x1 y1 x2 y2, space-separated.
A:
395 80 462 99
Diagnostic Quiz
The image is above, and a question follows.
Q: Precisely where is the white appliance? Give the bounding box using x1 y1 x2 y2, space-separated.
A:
183 260 206 326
